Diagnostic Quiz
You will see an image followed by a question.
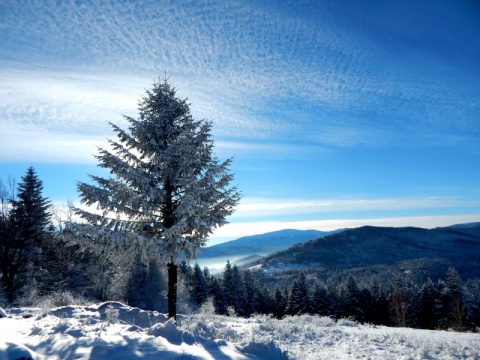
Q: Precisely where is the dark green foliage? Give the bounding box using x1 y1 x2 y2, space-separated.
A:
419 278 437 329
241 269 259 316
190 263 209 309
221 260 235 307
310 282 332 316
0 168 51 303
338 275 362 321
210 277 228 315
272 287 286 319
256 285 273 315
11 167 51 246
285 273 309 316
126 256 167 311
438 267 464 330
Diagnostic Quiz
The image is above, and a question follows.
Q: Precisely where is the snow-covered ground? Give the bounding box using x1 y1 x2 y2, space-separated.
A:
0 302 479 359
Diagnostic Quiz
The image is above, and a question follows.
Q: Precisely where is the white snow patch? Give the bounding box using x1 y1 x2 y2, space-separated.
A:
0 303 478 359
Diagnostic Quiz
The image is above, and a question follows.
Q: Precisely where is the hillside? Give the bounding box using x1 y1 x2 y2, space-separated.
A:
252 225 480 284
196 229 343 272
200 229 342 258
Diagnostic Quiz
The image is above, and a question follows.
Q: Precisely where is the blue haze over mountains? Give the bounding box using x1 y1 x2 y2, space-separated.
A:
197 229 343 272
197 223 480 281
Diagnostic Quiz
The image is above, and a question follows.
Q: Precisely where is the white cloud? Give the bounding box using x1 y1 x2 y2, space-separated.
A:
1 0 479 163
233 196 480 219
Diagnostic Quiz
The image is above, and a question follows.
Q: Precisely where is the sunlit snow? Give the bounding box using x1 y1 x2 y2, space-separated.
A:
1 302 479 359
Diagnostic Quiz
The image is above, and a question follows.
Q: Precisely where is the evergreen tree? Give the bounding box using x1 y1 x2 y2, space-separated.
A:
190 263 209 309
310 282 332 316
11 167 51 247
242 269 257 316
285 273 309 315
434 279 448 328
357 287 374 324
69 78 240 319
462 279 480 330
272 286 286 319
419 278 437 329
202 266 214 300
0 168 50 302
126 255 167 311
0 181 17 302
256 285 273 315
445 267 464 330
389 280 408 327
370 278 390 326
210 277 228 315
231 264 248 316
338 275 362 321
326 277 341 319
221 260 235 306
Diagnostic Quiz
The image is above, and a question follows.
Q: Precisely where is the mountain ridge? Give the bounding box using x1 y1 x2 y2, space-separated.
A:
199 228 344 259
249 224 480 281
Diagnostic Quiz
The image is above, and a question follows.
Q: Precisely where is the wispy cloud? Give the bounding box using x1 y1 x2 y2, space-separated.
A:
233 196 480 219
1 0 478 163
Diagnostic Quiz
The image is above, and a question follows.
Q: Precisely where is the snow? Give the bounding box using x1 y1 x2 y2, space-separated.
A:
0 302 479 359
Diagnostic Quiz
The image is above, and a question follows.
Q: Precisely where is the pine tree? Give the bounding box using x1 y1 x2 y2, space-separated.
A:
445 267 464 330
338 275 362 320
11 167 51 247
310 282 331 316
69 77 240 319
190 263 209 309
0 168 50 302
231 264 247 316
419 278 437 329
272 286 286 319
126 255 167 311
370 278 390 326
221 260 235 306
462 279 480 330
256 285 273 315
285 273 309 316
242 269 257 316
210 277 228 315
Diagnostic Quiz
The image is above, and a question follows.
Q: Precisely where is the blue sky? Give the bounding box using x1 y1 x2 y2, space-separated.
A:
1 0 479 245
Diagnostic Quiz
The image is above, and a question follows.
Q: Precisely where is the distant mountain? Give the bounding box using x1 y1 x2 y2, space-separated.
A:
199 229 343 259
250 225 480 283
446 222 480 229
196 229 345 273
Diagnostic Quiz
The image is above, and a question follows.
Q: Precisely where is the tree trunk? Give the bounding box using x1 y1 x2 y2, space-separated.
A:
167 261 177 320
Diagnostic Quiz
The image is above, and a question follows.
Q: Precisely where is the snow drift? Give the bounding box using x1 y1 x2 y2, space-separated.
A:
0 302 479 359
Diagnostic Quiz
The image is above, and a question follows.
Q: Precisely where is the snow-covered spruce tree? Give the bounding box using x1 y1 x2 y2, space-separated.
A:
71 78 240 319
0 168 51 302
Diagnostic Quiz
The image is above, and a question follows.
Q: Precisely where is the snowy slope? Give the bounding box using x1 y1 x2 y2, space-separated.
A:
1 302 479 359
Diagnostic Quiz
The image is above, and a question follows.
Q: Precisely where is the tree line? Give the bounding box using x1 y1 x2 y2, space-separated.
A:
180 261 480 332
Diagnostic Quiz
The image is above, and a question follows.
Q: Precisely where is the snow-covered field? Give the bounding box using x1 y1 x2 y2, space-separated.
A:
1 302 479 359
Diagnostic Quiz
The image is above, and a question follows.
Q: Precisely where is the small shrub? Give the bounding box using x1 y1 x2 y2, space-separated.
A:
105 304 119 324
